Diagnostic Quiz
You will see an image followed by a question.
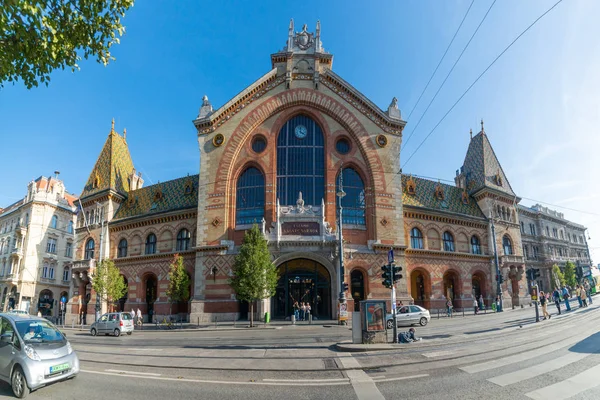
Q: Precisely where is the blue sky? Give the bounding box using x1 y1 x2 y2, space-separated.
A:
1 0 598 262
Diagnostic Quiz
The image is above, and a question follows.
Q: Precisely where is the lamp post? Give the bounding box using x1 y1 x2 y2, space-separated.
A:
95 203 105 322
337 166 347 325
489 208 503 312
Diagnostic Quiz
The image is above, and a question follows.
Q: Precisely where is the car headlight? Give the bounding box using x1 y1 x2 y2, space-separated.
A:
67 341 73 355
24 345 41 361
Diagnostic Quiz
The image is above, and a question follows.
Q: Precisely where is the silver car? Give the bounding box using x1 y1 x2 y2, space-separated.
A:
0 313 79 398
90 312 134 337
386 305 431 328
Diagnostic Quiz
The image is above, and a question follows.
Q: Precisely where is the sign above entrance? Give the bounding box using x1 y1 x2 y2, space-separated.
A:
281 222 320 236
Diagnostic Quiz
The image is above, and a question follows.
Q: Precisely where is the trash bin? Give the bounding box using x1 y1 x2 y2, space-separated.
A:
264 312 270 324
491 303 497 312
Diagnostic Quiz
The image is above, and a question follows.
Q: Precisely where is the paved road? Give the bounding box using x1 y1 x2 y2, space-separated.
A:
2 301 599 399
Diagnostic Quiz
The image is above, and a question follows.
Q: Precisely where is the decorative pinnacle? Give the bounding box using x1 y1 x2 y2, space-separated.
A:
123 128 127 140
470 128 473 139
481 119 485 133
111 118 115 132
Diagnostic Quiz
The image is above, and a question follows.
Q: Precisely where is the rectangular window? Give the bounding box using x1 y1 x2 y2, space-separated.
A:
46 238 57 254
546 226 550 236
523 246 529 259
65 242 72 258
533 246 539 259
42 264 48 278
49 265 55 280
529 224 536 235
553 228 558 238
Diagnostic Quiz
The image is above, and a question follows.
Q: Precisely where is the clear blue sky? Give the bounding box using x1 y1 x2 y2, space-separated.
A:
1 0 599 262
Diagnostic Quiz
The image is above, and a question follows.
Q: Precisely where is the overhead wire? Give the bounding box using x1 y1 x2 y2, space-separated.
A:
401 0 565 169
402 0 496 151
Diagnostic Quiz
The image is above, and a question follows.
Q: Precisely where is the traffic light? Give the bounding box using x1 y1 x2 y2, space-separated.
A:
496 274 504 284
342 282 349 292
533 268 540 280
392 264 403 282
526 269 534 281
576 266 583 281
381 264 392 289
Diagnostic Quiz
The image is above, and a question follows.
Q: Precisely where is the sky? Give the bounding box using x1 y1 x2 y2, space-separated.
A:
1 0 598 263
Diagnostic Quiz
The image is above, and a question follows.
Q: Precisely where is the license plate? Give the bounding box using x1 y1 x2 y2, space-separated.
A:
49 363 69 374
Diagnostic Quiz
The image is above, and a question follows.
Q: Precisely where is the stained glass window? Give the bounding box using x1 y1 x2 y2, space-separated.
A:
277 115 324 206
336 168 366 225
236 167 265 225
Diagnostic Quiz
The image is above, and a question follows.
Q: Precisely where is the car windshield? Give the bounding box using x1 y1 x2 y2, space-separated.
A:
121 313 132 320
15 320 65 344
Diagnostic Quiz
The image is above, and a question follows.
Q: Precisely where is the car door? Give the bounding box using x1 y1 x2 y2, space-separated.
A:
397 306 411 326
409 306 422 324
107 313 118 333
0 317 16 379
97 314 109 333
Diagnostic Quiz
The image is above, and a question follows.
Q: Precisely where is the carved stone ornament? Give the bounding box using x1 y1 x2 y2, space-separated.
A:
461 190 469 205
380 217 389 227
434 183 444 201
376 134 388 148
406 176 416 195
294 24 314 50
213 133 225 147
212 217 222 227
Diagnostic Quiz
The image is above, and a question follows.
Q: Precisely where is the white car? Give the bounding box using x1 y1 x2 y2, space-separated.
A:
386 305 431 329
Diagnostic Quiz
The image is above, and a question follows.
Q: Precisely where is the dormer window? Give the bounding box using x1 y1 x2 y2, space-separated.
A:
184 180 194 195
406 176 416 195
434 183 444 200
153 189 163 201
461 190 469 205
494 171 503 186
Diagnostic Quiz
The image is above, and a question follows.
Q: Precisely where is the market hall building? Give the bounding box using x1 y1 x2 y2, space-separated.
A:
67 21 540 324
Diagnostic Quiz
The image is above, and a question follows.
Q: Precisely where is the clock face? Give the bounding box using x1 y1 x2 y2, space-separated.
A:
294 124 308 139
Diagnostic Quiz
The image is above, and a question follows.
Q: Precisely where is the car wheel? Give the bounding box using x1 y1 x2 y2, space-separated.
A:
420 317 428 326
114 329 121 337
90 328 97 336
386 319 394 329
127 332 132 335
12 366 30 399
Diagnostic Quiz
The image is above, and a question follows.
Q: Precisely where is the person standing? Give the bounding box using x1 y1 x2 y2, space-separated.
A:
300 303 306 321
306 303 311 320
584 281 593 305
581 287 588 307
446 298 453 317
136 308 143 326
576 285 583 308
562 286 571 311
553 288 562 315
540 291 550 320
473 297 478 315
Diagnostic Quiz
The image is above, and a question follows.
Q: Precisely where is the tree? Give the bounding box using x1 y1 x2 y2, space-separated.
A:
1 0 134 89
166 254 191 317
551 264 566 290
229 225 278 327
563 261 577 288
92 259 127 309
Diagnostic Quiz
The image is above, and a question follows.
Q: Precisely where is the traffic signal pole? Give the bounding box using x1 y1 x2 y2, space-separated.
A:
392 284 398 343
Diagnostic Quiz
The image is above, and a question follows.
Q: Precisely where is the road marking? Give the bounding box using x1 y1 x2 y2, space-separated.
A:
337 354 385 400
371 374 429 383
525 362 600 399
105 369 162 376
80 369 349 386
422 350 454 358
488 352 589 386
129 348 165 351
263 378 349 382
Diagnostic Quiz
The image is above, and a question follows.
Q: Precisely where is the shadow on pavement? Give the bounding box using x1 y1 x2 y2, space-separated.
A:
568 331 600 354
464 328 502 335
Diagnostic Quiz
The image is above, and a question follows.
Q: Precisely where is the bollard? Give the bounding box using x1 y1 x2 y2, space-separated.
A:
309 314 312 324
197 317 200 327
215 315 218 329
437 309 440 319
291 314 296 325
462 308 465 317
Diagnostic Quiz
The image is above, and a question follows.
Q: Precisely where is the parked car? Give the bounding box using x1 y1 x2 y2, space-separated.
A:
7 310 29 316
90 312 134 337
0 313 79 398
386 305 431 329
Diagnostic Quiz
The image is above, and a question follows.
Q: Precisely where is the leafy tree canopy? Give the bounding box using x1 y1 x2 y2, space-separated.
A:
563 261 577 288
551 264 566 290
166 254 191 304
1 0 134 88
92 259 127 304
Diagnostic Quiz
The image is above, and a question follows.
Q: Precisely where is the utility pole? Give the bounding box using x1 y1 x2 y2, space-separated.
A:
337 166 347 326
489 207 503 312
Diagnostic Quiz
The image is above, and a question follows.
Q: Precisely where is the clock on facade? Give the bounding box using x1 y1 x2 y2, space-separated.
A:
294 124 308 139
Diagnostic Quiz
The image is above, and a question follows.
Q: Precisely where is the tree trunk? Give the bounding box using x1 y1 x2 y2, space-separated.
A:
250 301 254 328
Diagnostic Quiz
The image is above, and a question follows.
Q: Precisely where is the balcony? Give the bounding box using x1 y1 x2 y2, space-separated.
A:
10 247 23 257
500 254 524 265
72 259 96 274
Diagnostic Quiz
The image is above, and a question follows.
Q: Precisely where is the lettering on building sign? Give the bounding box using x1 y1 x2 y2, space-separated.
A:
281 222 320 236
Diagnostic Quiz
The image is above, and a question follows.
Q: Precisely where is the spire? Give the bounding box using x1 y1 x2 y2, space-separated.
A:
315 20 321 52
470 128 473 139
123 128 127 141
480 119 485 134
287 19 294 51
110 118 115 135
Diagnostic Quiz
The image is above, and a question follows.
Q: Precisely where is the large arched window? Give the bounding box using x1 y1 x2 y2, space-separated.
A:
236 167 265 225
503 235 513 255
63 266 70 282
84 238 95 260
276 115 324 206
145 233 157 255
118 239 128 258
443 231 455 252
471 235 482 254
176 229 191 251
336 168 366 225
410 228 424 249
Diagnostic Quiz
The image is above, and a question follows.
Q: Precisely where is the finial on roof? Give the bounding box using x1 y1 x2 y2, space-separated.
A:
315 20 321 52
111 118 115 133
198 95 214 119
481 119 485 134
387 97 401 120
123 128 127 140
287 19 294 51
470 128 473 139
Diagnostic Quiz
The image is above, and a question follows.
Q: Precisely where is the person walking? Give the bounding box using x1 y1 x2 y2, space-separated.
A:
478 295 484 311
581 287 588 307
576 285 583 308
584 281 593 305
136 308 143 326
562 286 571 311
473 297 479 315
553 288 562 315
446 298 453 318
539 291 550 320
306 303 311 320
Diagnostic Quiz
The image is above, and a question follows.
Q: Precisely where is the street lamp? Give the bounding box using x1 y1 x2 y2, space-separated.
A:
336 166 347 325
489 206 503 312
95 202 105 322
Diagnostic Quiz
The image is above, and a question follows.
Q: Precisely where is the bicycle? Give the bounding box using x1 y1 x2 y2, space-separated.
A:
160 316 174 330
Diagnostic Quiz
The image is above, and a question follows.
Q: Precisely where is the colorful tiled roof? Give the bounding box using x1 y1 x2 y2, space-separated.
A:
112 175 199 221
80 122 135 199
461 130 515 197
401 175 485 218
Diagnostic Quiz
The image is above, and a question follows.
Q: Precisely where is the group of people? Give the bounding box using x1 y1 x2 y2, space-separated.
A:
293 301 311 321
472 294 486 314
539 281 593 320
130 308 143 326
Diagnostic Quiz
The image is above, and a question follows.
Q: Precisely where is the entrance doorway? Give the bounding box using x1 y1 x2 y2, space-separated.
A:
145 275 157 323
118 276 128 312
272 259 331 320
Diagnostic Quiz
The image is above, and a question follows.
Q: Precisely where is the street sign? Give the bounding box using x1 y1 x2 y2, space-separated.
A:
388 249 394 264
531 286 538 301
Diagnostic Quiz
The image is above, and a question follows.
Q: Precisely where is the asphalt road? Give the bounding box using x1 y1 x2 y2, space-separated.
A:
2 302 600 399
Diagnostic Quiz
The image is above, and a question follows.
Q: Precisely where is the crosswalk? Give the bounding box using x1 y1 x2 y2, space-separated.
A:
458 319 600 399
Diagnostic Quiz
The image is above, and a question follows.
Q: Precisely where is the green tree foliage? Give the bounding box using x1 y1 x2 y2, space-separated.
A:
229 225 278 327
166 254 191 316
563 261 577 288
1 0 134 88
551 264 566 290
92 259 127 308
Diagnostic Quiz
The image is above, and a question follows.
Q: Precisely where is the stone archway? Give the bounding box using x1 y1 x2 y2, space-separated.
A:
38 289 54 317
410 268 431 309
472 271 486 299
144 274 158 323
443 270 460 304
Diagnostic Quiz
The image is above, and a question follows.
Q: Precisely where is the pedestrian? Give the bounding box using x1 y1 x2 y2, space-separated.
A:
576 285 583 308
495 295 501 312
130 308 135 322
539 291 550 320
478 295 484 311
136 308 143 326
446 298 453 317
553 288 562 315
398 327 421 343
306 303 311 320
581 287 588 307
473 297 478 315
37 310 41 317
293 301 300 321
584 281 593 305
300 302 306 321
562 286 571 311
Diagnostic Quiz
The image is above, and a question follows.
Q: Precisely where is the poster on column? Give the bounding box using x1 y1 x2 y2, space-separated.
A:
338 302 348 322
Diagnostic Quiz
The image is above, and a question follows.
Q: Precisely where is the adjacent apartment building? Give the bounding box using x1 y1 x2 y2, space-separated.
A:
0 174 77 320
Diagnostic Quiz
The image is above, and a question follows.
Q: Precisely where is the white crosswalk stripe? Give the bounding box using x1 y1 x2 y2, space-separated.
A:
525 363 600 400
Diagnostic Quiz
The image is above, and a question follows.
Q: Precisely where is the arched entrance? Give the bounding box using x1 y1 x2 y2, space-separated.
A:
443 271 460 302
350 269 366 312
38 289 54 317
8 286 17 310
59 291 68 323
118 276 128 312
145 275 157 323
472 271 486 300
410 269 430 309
272 259 331 320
